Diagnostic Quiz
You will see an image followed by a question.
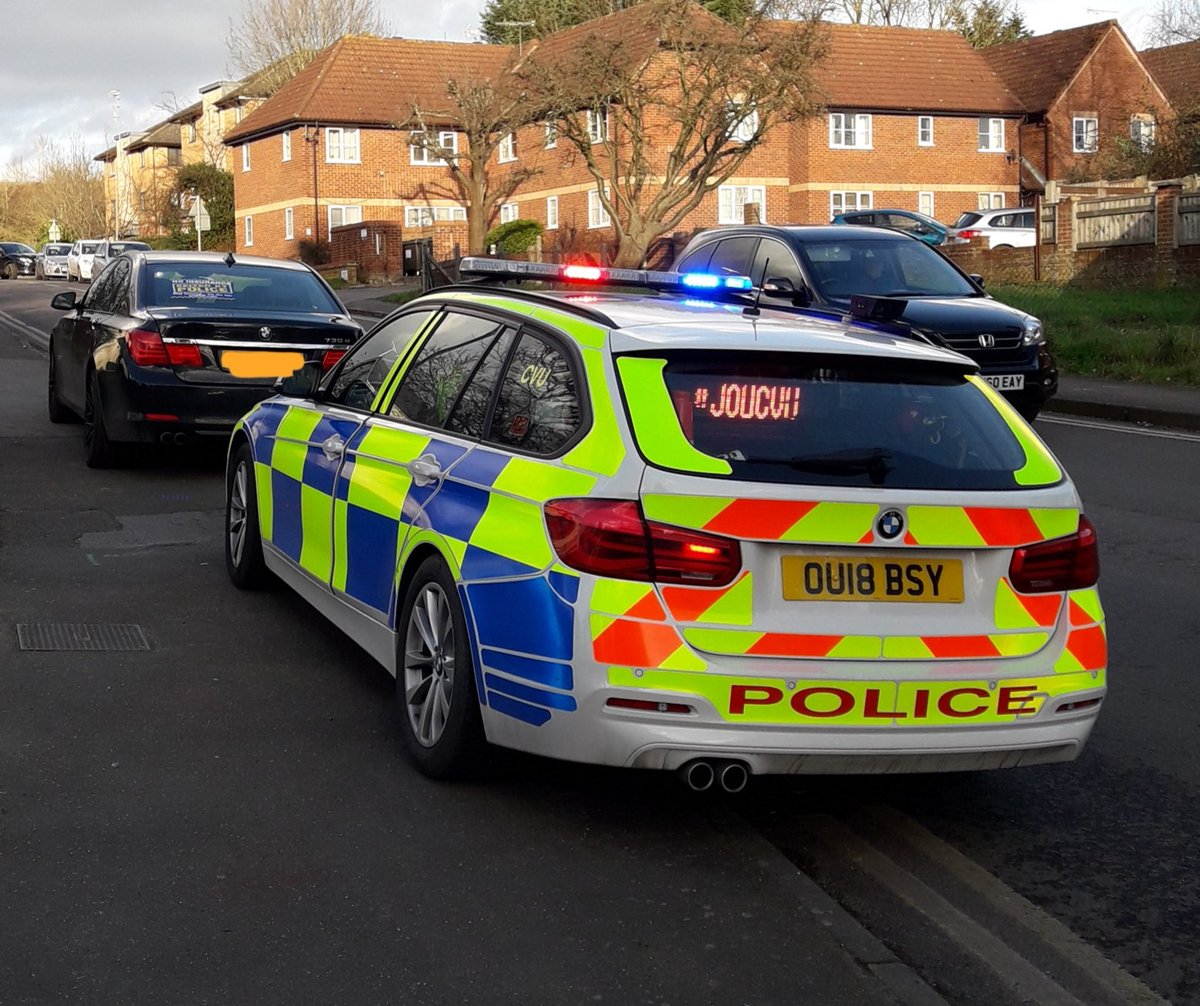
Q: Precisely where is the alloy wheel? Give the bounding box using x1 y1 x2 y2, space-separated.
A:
403 582 456 748
228 461 249 569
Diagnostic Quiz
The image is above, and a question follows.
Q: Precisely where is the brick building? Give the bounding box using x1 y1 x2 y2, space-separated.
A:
1141 39 1200 116
95 120 182 238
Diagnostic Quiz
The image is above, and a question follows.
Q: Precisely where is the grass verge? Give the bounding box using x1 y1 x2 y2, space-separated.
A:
991 284 1200 385
383 289 423 305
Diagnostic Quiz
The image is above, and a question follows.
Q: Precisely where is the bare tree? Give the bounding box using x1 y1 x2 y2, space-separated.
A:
32 137 106 241
1145 0 1200 45
519 0 827 267
408 77 542 256
227 0 390 88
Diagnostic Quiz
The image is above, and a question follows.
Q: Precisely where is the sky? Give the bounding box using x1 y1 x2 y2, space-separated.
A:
0 0 1160 173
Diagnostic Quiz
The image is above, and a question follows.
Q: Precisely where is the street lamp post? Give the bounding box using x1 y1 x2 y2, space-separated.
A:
109 89 121 240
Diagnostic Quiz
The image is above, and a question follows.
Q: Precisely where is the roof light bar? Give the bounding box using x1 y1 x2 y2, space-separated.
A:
459 257 753 296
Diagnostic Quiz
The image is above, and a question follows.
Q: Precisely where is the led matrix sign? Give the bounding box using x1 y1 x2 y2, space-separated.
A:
693 382 802 421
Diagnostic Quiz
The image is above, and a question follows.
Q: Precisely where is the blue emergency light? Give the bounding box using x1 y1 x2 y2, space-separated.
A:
459 257 754 296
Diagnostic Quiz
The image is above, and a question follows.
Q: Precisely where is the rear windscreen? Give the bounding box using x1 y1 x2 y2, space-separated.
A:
649 353 1030 490
141 262 343 313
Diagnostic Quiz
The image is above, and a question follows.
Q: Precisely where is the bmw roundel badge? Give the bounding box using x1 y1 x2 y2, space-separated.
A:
877 509 904 540
259 326 272 341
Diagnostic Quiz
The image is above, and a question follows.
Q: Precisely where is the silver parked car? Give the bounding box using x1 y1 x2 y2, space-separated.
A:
91 239 152 275
67 240 103 282
950 207 1036 249
37 243 73 280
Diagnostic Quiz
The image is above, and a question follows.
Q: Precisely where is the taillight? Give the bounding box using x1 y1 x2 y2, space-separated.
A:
956 229 980 240
321 349 347 371
165 342 203 367
1008 515 1099 593
544 498 741 586
127 329 169 366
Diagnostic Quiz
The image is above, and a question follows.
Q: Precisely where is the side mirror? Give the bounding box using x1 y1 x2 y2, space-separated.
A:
51 291 77 311
762 276 795 295
275 360 323 398
968 273 986 289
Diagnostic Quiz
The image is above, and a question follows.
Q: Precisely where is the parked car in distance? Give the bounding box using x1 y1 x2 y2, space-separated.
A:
67 240 102 282
673 225 1057 420
832 209 955 246
47 250 363 468
951 207 1037 248
91 239 153 275
1 241 38 279
37 243 74 280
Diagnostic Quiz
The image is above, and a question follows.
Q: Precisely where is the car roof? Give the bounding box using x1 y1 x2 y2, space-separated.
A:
687 224 913 245
133 250 317 272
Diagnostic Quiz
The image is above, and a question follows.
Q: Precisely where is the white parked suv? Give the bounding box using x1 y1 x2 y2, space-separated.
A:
67 239 102 282
951 208 1036 249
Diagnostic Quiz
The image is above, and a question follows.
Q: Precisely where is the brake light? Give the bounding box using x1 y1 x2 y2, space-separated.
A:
544 498 741 586
127 328 169 366
1008 516 1099 593
165 343 203 367
321 349 347 371
956 229 980 240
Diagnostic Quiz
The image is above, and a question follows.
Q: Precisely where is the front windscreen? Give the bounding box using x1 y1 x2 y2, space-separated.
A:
80 243 99 254
797 238 978 303
111 242 149 254
2 243 35 254
654 352 1029 490
141 262 343 314
44 244 72 256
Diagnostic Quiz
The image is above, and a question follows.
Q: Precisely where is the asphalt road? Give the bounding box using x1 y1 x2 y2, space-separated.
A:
1 276 1197 1005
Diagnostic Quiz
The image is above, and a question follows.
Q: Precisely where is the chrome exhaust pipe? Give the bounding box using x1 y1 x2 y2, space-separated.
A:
680 759 715 792
718 760 749 794
173 433 187 446
159 432 173 445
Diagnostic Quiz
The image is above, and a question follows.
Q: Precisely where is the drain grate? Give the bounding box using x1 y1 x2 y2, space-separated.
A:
16 622 151 652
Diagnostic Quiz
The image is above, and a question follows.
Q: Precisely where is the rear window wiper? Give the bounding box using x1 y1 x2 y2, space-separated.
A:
722 448 894 484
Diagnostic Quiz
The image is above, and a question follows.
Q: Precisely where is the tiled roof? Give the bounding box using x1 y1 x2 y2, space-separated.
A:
803 21 1024 114
982 20 1114 112
1141 40 1200 112
168 100 202 125
126 120 182 152
225 35 513 142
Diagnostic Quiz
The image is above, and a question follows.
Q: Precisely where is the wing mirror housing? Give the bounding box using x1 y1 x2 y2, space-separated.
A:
51 291 77 311
275 360 323 398
762 276 812 307
969 273 986 289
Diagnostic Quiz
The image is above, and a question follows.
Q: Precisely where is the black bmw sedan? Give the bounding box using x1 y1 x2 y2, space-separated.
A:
47 250 363 467
674 225 1057 420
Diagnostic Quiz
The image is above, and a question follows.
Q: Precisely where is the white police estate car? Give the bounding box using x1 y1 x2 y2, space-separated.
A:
225 260 1105 786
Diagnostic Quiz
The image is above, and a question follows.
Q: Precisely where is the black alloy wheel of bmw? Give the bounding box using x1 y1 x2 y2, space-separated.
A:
46 346 77 424
225 442 273 590
397 556 487 779
82 369 121 469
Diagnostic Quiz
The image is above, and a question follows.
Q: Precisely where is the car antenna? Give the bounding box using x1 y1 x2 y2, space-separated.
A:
223 252 236 268
743 259 767 318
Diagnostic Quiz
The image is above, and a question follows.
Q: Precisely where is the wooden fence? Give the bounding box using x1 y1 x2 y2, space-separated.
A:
1179 193 1200 247
1040 202 1057 245
1074 195 1155 249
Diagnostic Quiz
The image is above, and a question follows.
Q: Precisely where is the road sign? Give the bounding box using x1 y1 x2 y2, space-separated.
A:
48 219 61 242
191 197 211 232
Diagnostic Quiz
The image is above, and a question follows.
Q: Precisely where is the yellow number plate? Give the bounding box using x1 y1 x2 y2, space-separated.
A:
222 350 306 378
781 555 963 603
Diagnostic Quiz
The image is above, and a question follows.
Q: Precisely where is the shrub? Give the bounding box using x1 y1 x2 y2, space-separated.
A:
484 218 543 256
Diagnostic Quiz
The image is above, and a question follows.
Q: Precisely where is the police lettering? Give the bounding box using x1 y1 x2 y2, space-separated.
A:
728 683 1044 721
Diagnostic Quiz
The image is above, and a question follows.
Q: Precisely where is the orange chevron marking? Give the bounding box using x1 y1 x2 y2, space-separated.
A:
594 619 685 667
964 507 1044 546
747 633 841 657
1068 599 1094 626
1017 592 1063 627
625 592 667 621
1067 625 1107 670
661 573 744 623
704 499 817 539
923 635 1001 658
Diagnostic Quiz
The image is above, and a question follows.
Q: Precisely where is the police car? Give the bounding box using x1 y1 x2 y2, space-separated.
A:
224 259 1105 787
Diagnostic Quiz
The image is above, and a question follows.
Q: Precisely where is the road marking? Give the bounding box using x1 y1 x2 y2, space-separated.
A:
1042 413 1200 443
0 307 50 350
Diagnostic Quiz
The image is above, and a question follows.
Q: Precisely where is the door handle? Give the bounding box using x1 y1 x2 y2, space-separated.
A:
321 434 345 461
408 454 444 486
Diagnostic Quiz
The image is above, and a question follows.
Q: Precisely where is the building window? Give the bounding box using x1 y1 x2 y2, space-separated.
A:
727 102 759 143
830 190 872 216
139 149 146 168
235 104 244 124
978 117 1005 152
282 132 292 161
718 185 766 225
325 127 361 163
498 133 516 163
403 205 467 227
544 121 557 148
241 144 250 172
918 191 934 217
327 205 363 233
829 112 872 149
244 216 253 247
1130 114 1156 150
918 115 933 146
586 108 609 144
188 123 197 143
546 196 558 230
587 188 610 229
978 192 1005 210
1072 116 1099 153
410 130 458 165
499 202 519 224
285 207 294 240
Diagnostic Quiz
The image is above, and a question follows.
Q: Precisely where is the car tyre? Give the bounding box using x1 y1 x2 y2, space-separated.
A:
47 346 77 424
397 556 487 779
82 369 121 468
225 442 274 590
2 263 15 279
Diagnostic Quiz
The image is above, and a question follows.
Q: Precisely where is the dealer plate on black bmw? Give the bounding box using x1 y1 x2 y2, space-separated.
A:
781 556 964 603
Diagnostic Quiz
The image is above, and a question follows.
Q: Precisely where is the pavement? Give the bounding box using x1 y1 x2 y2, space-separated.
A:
337 281 1200 433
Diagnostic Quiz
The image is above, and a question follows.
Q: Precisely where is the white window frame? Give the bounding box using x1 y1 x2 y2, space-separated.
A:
544 121 557 149
327 204 363 232
718 185 767 225
727 102 759 144
188 122 197 144
918 115 934 147
829 190 873 216
244 216 253 247
918 191 934 218
1130 114 1156 150
282 132 292 162
498 133 516 163
546 195 558 230
828 112 872 149
409 130 458 166
325 127 361 164
586 108 610 144
241 144 250 172
587 188 610 229
284 206 294 241
403 205 467 227
978 117 1005 152
978 192 1005 210
1073 116 1099 153
499 202 519 224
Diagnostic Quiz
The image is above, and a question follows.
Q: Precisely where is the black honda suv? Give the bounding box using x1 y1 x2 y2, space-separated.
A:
674 225 1057 420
